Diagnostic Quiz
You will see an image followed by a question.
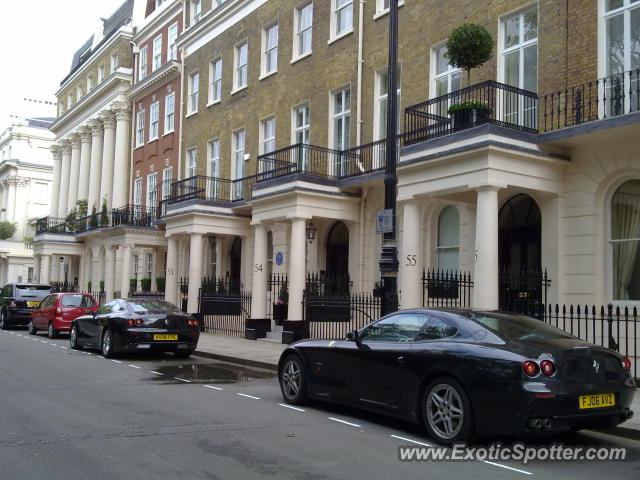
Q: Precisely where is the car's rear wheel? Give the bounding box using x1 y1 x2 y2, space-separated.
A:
174 349 194 359
422 377 473 444
101 329 115 358
48 322 58 339
28 321 37 335
0 310 9 330
279 355 307 405
69 324 81 350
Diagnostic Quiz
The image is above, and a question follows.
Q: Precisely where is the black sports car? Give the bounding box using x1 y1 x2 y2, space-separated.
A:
70 298 200 358
278 309 636 443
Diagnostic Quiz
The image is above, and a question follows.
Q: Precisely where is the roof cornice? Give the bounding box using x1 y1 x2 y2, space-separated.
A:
128 61 181 101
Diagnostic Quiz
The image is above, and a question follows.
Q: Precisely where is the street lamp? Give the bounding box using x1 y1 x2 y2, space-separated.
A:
378 0 400 315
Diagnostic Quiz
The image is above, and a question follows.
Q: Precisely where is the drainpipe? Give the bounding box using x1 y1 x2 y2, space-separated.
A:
178 44 185 180
356 0 365 145
359 187 368 289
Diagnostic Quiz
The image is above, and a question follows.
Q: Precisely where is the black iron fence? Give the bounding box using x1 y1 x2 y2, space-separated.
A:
305 271 352 297
422 269 473 308
544 304 639 380
541 68 640 132
404 80 538 146
268 273 289 325
199 286 252 338
50 281 79 293
499 269 551 319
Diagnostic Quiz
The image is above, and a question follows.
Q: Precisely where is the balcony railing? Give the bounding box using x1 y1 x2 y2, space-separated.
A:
35 205 157 235
167 174 260 205
35 216 69 234
111 205 157 228
257 144 343 181
541 68 640 132
404 80 538 146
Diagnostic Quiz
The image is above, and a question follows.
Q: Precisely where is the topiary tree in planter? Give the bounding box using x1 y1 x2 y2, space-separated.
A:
129 278 137 294
100 198 109 227
89 203 98 228
156 276 165 292
140 278 152 292
445 23 494 86
0 221 17 240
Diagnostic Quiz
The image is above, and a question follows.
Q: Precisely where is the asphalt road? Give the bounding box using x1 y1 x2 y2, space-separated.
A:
1 328 639 480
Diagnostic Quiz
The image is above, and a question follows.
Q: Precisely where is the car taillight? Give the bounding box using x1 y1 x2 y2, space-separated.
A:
127 318 143 327
522 361 539 377
540 360 556 376
622 357 632 371
9 301 16 309
187 319 198 327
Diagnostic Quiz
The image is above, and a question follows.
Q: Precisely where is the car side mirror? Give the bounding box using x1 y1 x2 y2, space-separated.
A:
86 309 95 316
346 330 359 343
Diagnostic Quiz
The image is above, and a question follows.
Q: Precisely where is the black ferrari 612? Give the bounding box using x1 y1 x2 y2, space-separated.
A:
278 309 636 443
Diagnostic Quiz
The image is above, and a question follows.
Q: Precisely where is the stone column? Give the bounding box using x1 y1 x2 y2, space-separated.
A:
49 145 62 217
5 179 16 225
165 236 179 304
287 218 307 321
106 246 116 300
33 254 41 283
251 223 268 319
99 111 116 208
88 121 104 211
78 248 87 292
473 186 501 310
77 127 92 203
187 233 203 314
58 141 72 217
400 201 422 309
67 134 81 211
120 243 132 297
112 104 131 209
41 255 51 284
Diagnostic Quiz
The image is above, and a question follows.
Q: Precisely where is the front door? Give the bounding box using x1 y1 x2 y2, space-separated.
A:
229 237 242 292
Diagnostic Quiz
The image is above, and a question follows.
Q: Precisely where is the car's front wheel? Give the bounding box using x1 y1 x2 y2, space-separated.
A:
69 324 81 350
101 329 115 358
422 377 473 444
48 322 58 339
0 310 9 330
279 355 307 405
28 321 37 335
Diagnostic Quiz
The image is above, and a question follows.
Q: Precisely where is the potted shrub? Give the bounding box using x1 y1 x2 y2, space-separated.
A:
100 199 109 227
99 280 105 292
156 276 165 292
87 281 92 292
273 283 288 325
140 278 152 292
129 278 137 294
448 101 493 128
89 203 98 228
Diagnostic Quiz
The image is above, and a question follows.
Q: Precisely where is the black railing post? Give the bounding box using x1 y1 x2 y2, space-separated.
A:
607 303 619 351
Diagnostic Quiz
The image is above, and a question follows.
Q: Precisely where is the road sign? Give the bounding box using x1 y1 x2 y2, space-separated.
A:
376 209 393 234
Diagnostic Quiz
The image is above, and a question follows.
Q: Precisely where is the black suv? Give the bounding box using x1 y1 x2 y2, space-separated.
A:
0 284 52 329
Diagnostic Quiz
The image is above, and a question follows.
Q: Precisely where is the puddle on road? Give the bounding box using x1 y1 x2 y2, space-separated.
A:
148 361 276 384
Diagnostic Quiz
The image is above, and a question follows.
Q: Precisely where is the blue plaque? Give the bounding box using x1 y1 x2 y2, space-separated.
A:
275 252 284 266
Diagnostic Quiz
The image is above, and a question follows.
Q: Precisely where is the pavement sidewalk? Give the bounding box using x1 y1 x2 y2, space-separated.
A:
193 333 640 440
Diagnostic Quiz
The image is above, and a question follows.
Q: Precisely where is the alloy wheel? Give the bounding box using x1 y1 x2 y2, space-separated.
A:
426 383 464 440
48 323 57 339
281 358 302 401
70 325 79 349
28 322 37 335
0 311 5 330
101 330 112 357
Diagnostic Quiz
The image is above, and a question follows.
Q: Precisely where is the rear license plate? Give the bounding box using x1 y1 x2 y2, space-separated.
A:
579 393 615 409
153 334 178 341
27 301 41 308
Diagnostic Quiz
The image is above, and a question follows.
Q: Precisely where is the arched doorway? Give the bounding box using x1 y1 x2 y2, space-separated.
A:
498 194 543 313
326 222 349 275
229 237 242 291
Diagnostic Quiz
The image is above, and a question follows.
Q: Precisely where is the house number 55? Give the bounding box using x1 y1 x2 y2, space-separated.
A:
405 255 417 267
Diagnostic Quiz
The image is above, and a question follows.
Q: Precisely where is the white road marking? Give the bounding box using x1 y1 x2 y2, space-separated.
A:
128 364 141 369
174 377 191 383
59 346 67 349
111 359 123 364
237 393 260 400
40 341 48 344
389 434 432 447
278 403 305 412
149 370 163 376
482 461 532 475
328 417 361 428
16 334 23 337
203 385 222 390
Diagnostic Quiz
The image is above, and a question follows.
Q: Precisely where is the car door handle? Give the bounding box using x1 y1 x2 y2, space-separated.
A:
397 356 406 364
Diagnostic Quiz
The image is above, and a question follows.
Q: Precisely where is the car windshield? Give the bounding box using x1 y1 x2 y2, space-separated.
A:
15 285 51 298
61 294 96 308
467 312 574 341
126 299 179 314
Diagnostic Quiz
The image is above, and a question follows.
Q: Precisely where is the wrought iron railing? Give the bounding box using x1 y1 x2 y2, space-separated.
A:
422 269 473 308
541 68 640 132
404 80 538 146
257 144 343 181
35 216 69 234
111 204 157 227
499 268 551 319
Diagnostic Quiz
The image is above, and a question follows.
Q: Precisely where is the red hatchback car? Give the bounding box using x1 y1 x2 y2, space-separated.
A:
29 293 99 339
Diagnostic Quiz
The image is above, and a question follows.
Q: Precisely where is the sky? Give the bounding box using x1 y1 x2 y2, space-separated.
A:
0 0 127 128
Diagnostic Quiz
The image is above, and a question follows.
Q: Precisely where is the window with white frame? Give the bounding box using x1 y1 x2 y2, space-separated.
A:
334 0 353 37
168 22 178 60
87 75 94 92
208 139 220 198
376 0 405 15
139 46 148 81
209 237 217 278
501 5 538 126
68 93 73 108
147 172 158 208
153 34 163 71
295 3 313 58
233 129 245 199
294 103 310 170
136 109 145 147
188 71 199 113
261 117 276 154
375 67 401 141
432 43 461 102
234 41 248 90
332 88 351 151
133 254 140 282
134 178 143 206
262 24 278 75
187 148 197 177
191 0 201 24
437 206 460 272
149 101 160 140
611 179 640 301
162 166 173 200
146 252 153 279
164 92 175 134
77 84 84 100
111 52 119 71
209 58 222 103
98 64 105 83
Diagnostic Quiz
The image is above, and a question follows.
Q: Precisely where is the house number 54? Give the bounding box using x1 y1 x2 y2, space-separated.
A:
254 264 263 272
